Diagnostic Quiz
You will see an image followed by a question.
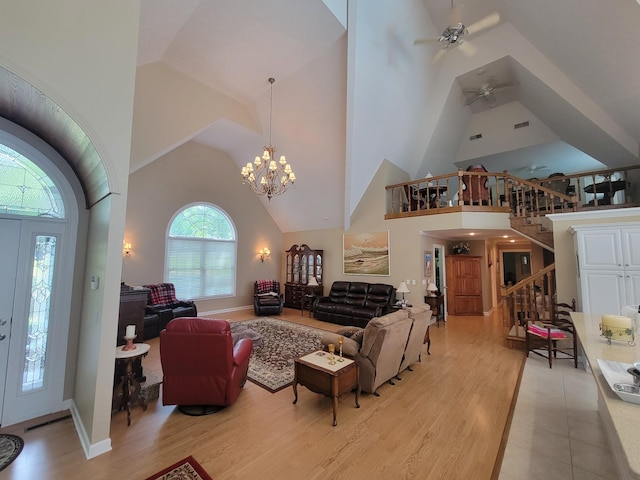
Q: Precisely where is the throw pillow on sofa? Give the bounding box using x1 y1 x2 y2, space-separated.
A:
320 327 364 357
339 327 364 345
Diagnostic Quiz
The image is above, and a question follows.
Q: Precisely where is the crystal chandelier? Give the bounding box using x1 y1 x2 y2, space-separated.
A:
241 77 295 200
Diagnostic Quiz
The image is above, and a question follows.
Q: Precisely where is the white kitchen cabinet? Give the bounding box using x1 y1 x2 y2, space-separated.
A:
572 224 640 315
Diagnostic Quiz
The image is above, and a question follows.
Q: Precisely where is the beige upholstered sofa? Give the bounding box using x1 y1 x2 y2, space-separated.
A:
322 307 431 396
398 304 432 373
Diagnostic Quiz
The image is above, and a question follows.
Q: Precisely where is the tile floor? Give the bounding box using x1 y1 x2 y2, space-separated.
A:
499 355 619 480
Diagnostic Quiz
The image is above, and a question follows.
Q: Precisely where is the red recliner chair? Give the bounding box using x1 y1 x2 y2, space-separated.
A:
160 317 253 414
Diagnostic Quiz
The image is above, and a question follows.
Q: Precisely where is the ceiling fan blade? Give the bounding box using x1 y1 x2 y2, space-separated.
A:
458 41 477 57
414 37 441 45
465 94 483 105
466 12 500 36
432 48 448 64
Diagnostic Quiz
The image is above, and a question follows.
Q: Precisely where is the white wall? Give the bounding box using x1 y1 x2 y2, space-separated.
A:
124 141 284 314
345 0 438 226
0 0 140 457
456 102 559 162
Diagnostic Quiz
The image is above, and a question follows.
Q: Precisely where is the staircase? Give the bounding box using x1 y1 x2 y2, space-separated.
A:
509 216 554 250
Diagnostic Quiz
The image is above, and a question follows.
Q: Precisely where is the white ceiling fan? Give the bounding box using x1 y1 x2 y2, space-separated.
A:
414 1 500 61
463 77 514 107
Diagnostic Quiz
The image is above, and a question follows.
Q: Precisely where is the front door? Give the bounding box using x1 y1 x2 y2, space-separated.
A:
0 219 21 419
0 219 70 426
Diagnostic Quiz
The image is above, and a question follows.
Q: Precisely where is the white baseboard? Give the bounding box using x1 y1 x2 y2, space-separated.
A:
69 400 112 459
198 305 253 317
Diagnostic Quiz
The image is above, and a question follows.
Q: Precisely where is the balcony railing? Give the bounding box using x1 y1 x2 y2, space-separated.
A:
385 165 640 221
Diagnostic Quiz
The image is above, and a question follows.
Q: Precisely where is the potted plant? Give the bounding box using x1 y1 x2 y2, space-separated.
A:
452 242 470 255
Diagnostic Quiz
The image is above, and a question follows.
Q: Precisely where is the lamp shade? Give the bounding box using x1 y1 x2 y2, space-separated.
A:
307 276 319 286
397 281 410 293
427 283 438 296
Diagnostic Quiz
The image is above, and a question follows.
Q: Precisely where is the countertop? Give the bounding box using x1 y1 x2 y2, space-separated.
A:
571 312 640 479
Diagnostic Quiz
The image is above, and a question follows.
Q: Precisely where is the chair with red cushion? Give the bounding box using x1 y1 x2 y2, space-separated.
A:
160 317 253 414
525 299 577 369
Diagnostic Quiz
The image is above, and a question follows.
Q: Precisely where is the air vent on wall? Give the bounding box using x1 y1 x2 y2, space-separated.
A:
469 133 483 141
514 121 530 129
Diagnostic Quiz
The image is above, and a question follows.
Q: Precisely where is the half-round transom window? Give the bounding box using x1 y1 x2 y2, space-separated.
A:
0 143 65 218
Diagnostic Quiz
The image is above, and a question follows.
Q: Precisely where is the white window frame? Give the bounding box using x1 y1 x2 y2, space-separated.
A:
165 202 237 300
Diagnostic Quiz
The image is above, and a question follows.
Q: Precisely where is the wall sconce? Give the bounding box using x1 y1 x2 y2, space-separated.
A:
123 241 132 258
259 247 271 263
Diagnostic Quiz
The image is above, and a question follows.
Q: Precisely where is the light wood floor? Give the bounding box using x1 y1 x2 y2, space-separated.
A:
1 308 524 480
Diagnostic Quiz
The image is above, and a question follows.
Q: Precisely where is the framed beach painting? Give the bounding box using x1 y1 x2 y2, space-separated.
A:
343 231 390 276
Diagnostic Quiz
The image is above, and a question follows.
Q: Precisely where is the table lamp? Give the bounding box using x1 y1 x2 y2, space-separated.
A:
397 281 410 306
308 276 319 286
427 282 438 297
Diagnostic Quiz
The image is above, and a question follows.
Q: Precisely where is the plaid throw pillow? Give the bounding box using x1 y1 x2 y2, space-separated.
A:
256 279 279 295
144 283 179 306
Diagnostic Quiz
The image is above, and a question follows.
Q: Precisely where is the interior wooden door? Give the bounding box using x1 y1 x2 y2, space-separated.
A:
446 255 483 315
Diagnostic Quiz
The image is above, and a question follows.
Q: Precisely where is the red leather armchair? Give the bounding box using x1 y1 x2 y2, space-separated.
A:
160 317 253 409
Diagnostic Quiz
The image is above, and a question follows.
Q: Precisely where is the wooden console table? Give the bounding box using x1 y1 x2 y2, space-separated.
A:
293 350 360 426
424 294 445 326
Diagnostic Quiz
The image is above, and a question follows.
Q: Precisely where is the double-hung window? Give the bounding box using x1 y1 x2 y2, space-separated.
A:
166 203 236 299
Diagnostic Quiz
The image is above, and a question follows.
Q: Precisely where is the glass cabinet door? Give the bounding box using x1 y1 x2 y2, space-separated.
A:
301 255 307 284
293 254 300 283
316 254 322 283
286 253 292 283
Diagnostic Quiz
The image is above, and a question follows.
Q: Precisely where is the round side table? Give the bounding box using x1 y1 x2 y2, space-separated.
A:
113 343 150 426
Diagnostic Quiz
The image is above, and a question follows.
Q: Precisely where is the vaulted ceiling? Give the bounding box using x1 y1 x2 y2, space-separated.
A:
133 0 640 232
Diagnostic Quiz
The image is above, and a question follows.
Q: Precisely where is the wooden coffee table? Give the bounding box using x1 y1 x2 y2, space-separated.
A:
293 350 360 426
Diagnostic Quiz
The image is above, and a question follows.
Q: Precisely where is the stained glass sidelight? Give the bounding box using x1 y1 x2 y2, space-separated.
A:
22 235 57 392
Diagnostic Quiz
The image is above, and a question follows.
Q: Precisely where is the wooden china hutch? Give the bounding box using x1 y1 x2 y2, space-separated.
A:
284 244 324 309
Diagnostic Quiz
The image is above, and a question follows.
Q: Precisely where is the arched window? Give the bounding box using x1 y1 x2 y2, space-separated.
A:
0 143 65 218
166 203 237 300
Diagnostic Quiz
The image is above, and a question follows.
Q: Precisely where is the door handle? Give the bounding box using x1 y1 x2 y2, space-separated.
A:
0 319 6 326
0 334 5 341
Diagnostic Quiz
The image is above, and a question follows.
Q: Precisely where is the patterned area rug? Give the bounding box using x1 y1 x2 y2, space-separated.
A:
144 455 212 480
235 317 327 393
0 434 23 472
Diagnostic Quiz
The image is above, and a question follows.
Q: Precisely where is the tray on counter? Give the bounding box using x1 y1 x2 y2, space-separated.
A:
597 358 640 406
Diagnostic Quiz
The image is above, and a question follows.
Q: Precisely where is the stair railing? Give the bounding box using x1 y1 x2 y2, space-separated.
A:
501 264 556 346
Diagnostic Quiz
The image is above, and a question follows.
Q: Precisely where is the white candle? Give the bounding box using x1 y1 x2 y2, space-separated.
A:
125 324 136 338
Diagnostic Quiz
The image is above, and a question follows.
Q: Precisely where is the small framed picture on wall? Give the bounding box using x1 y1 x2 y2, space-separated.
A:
425 251 432 277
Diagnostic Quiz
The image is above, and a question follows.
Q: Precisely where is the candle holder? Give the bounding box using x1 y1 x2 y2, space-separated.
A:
337 336 344 361
122 335 137 351
328 343 336 365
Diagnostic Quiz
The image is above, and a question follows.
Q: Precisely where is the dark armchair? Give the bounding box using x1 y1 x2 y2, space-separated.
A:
254 279 284 316
160 317 253 412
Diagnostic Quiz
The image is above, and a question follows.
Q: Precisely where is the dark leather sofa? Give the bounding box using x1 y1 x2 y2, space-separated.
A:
313 281 396 328
143 283 197 339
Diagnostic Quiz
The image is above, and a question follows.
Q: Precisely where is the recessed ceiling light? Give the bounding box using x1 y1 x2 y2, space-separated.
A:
477 69 486 75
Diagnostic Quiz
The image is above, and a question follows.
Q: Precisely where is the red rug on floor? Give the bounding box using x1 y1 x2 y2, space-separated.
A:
144 455 213 480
